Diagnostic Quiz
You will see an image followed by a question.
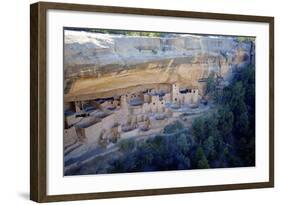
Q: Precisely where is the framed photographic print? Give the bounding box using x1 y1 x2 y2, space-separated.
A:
30 1 274 202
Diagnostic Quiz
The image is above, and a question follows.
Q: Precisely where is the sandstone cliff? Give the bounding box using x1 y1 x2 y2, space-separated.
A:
64 30 255 101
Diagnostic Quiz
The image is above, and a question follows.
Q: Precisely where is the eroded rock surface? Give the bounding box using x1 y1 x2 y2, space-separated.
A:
64 30 254 101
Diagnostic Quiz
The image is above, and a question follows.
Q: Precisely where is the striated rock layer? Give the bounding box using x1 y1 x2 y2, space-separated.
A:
64 30 255 102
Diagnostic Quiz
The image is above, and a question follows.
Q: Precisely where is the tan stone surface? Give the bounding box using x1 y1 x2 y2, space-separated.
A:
64 63 210 102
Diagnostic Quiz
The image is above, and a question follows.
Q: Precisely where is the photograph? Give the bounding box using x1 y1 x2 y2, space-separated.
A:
28 1 274 202
63 28 256 176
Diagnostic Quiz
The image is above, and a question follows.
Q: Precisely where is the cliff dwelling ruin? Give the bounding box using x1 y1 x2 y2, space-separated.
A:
63 29 255 175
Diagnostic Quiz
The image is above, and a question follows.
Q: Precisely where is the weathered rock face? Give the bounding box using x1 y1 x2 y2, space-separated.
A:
64 30 255 101
65 31 253 76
